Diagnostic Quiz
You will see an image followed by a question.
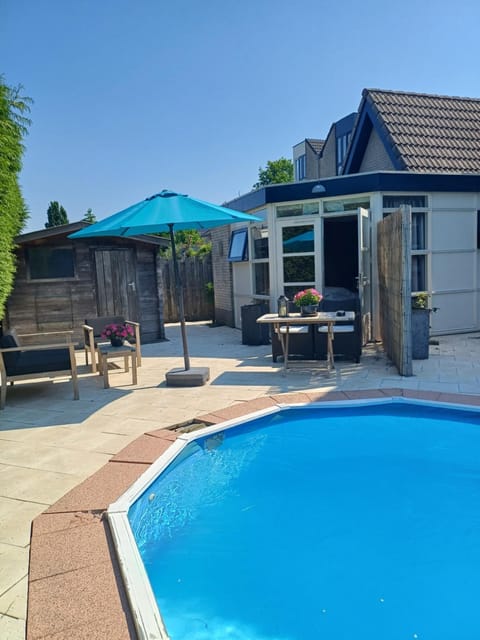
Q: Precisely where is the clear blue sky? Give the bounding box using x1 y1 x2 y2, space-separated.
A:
1 0 479 232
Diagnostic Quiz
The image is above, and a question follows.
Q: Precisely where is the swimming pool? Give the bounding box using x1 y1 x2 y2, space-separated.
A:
109 399 480 639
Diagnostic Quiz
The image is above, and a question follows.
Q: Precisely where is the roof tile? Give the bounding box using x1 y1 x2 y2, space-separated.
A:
365 89 480 173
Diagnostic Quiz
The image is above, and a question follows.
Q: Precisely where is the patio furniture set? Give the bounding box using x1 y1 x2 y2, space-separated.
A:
0 315 142 409
260 292 362 371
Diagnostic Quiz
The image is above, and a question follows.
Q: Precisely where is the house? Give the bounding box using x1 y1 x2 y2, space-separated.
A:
5 221 169 344
211 88 480 339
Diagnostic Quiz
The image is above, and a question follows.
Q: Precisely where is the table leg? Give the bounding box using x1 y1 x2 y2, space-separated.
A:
131 352 137 385
327 323 335 371
102 354 110 389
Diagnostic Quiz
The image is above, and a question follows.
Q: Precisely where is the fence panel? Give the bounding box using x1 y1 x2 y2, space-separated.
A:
377 207 412 376
158 255 214 322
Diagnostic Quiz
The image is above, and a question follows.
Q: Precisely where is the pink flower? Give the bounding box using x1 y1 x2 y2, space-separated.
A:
101 323 135 340
293 288 323 307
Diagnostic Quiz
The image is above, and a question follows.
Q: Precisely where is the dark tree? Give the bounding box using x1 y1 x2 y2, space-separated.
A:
82 208 96 223
45 201 69 228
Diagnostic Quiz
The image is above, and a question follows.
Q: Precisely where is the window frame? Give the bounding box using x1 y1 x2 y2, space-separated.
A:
227 228 249 262
26 245 77 281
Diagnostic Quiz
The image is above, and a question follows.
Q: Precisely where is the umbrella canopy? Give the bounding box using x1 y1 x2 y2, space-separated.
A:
69 190 262 378
69 189 260 237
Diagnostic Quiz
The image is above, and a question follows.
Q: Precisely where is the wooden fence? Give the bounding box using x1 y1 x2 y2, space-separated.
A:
377 206 412 376
157 254 214 323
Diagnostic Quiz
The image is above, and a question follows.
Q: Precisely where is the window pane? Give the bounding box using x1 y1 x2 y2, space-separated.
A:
28 247 75 279
283 256 315 282
251 227 269 259
254 263 269 296
282 225 314 253
412 255 426 291
228 229 248 261
323 197 370 213
276 203 319 218
383 195 427 208
412 212 426 250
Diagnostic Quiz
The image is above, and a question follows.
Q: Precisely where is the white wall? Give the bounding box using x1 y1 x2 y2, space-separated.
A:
429 202 478 333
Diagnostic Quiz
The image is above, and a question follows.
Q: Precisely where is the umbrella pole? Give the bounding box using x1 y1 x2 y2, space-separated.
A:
169 224 190 371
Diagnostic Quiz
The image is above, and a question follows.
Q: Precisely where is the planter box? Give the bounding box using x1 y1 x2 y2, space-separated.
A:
412 308 430 359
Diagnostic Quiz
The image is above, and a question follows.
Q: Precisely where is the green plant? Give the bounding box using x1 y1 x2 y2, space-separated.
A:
293 288 322 307
412 292 428 309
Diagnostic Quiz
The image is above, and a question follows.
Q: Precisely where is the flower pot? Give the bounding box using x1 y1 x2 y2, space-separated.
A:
300 304 318 317
110 337 124 347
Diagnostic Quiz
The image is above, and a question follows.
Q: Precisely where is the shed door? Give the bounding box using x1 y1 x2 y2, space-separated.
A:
94 248 138 319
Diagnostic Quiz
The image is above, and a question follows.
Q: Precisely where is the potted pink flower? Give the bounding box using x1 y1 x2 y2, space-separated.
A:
101 322 134 347
293 288 323 317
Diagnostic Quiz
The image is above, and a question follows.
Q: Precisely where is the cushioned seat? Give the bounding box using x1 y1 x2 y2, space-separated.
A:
314 295 362 363
0 332 79 409
277 325 309 334
317 324 355 333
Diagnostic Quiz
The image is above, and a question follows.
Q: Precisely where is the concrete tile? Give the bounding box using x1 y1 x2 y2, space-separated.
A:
0 576 27 620
0 497 46 547
0 543 28 595
0 614 25 640
0 441 111 476
0 466 83 505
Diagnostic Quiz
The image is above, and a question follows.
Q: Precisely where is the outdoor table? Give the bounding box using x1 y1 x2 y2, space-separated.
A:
256 311 356 372
98 343 137 389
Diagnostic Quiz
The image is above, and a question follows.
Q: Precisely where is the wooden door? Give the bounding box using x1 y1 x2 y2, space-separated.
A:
94 248 138 319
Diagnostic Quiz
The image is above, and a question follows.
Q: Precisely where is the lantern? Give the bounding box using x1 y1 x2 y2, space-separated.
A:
277 295 289 318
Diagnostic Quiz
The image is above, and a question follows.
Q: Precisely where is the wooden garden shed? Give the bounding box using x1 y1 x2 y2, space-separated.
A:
5 221 169 345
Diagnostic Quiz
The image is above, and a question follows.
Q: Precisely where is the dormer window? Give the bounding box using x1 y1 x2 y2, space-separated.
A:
336 132 351 175
295 154 306 181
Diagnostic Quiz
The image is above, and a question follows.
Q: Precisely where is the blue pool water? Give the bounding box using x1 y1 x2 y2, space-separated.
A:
129 402 480 639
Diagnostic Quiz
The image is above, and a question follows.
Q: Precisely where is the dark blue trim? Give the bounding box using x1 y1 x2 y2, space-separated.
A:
335 112 356 137
342 108 372 173
225 172 480 212
343 97 404 174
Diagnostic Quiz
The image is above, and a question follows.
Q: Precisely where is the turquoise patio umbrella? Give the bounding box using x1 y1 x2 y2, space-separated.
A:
69 190 261 384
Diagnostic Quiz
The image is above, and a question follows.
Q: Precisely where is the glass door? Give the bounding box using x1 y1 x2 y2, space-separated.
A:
277 220 322 302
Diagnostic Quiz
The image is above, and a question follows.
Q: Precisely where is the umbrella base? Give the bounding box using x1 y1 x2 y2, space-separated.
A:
165 367 210 387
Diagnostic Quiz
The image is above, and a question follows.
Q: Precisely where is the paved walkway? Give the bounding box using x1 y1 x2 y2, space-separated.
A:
1 322 480 639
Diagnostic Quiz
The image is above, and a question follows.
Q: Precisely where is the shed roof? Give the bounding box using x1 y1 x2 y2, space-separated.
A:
15 221 170 247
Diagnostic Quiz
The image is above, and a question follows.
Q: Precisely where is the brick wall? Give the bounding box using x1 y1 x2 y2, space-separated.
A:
359 128 394 172
319 131 336 177
210 226 234 326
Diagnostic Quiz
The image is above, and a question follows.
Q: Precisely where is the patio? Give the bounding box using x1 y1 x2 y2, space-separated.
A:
2 321 480 639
